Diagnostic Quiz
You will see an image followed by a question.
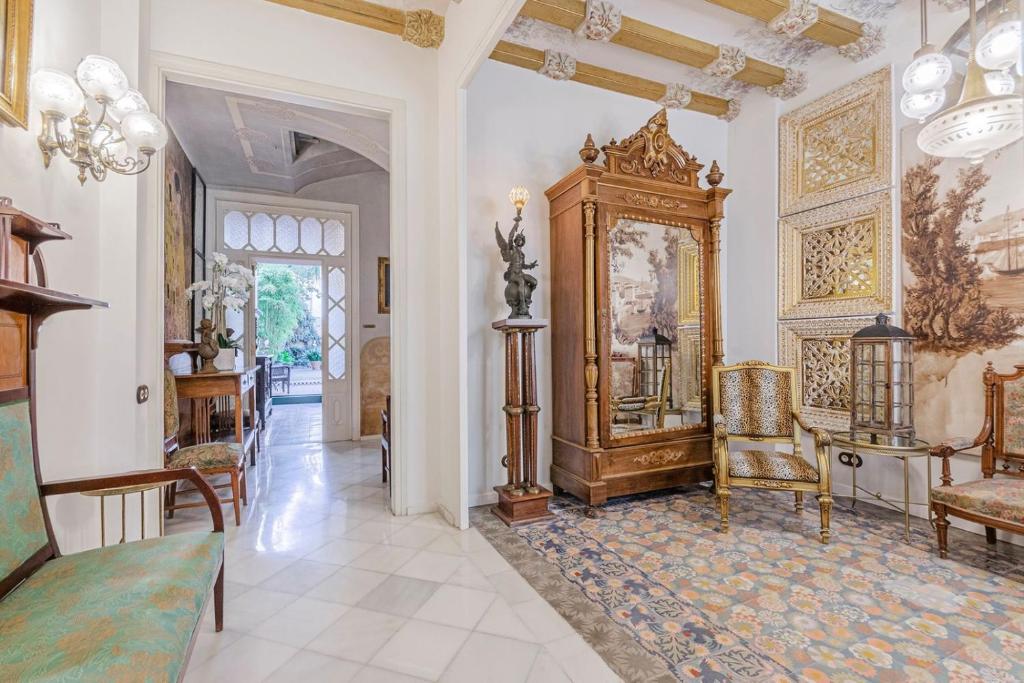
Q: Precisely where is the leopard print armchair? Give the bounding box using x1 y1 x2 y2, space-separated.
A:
711 361 834 543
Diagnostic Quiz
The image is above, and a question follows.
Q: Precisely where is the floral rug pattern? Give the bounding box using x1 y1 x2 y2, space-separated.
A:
474 487 1024 682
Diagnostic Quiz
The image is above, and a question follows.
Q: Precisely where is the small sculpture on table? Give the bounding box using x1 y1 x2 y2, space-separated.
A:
196 319 219 372
491 186 553 526
494 186 538 319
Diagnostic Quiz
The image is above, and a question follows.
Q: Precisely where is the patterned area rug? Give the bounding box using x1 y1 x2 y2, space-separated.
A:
473 486 1024 682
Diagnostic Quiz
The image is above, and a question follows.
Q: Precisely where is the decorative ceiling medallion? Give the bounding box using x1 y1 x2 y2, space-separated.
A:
703 45 747 79
658 83 693 110
768 0 819 37
836 23 884 61
777 316 875 430
778 190 892 320
539 50 577 80
765 69 807 99
576 0 622 42
779 67 891 216
718 100 741 122
402 9 445 49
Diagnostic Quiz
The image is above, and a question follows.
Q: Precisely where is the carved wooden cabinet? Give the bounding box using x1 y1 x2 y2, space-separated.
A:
545 111 730 505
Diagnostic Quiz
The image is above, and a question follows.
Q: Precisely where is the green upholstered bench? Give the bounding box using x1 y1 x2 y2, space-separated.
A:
0 397 226 682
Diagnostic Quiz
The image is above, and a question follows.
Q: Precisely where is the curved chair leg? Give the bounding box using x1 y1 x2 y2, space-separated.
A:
794 491 804 513
935 504 950 558
817 495 832 544
214 561 224 632
240 465 248 506
717 489 730 532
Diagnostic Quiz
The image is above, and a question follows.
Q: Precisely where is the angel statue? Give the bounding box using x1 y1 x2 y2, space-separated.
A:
495 216 538 319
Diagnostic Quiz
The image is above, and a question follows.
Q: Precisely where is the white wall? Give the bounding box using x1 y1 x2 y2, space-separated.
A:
0 0 151 552
299 171 391 342
466 60 730 506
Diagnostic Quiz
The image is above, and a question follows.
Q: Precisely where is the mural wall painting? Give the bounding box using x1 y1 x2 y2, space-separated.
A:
164 126 195 341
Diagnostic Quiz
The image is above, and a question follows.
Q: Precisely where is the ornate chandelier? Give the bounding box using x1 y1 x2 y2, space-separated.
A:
911 0 1023 164
30 55 168 185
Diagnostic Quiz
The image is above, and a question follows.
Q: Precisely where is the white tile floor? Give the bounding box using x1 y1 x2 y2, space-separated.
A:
168 413 619 683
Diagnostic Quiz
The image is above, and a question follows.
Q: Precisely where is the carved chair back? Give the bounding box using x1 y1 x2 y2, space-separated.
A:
712 361 800 450
983 362 1024 479
0 397 52 598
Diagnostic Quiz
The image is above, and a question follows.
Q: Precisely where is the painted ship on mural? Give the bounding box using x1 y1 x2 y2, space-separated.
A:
970 206 1024 312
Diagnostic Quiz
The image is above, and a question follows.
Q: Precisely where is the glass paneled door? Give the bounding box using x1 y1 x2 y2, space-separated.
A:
216 192 357 443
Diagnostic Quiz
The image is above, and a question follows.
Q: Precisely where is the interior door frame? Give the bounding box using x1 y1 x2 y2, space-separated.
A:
208 189 361 440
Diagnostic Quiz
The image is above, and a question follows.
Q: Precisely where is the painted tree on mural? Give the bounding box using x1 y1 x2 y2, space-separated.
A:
902 156 1020 354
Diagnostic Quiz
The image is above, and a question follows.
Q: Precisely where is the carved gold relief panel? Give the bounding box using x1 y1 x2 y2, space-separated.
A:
778 316 874 430
779 67 891 217
779 191 892 320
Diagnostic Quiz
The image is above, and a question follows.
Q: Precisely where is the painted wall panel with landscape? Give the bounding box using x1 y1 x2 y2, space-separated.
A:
901 129 1024 443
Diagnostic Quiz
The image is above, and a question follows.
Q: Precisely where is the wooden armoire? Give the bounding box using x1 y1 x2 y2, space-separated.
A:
545 110 730 505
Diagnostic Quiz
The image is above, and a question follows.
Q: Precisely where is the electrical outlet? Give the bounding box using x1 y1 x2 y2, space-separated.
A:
137 385 150 404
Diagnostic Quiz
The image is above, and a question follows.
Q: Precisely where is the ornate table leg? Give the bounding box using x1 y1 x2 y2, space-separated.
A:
522 329 540 495
503 329 523 496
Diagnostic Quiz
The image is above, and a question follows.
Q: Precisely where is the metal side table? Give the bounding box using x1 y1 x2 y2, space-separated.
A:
830 431 931 543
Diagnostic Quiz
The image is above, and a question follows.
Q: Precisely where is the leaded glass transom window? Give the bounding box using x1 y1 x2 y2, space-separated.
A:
223 209 347 256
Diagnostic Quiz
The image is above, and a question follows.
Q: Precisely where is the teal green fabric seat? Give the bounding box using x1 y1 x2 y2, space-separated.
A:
0 399 50 579
0 531 223 682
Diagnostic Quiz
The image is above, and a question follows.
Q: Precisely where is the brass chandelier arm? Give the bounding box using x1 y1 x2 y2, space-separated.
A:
37 104 155 185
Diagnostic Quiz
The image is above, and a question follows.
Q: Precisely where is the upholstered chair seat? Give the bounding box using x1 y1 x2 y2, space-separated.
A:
169 442 244 470
931 479 1024 526
728 449 820 483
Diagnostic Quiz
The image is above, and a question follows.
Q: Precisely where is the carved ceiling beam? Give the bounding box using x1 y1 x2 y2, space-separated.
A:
490 41 732 118
701 0 864 47
266 0 445 48
519 0 787 89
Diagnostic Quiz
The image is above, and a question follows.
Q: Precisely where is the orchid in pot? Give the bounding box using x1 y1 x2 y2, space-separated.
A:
187 253 254 372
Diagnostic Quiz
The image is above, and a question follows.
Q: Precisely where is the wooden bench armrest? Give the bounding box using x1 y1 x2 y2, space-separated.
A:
40 467 225 532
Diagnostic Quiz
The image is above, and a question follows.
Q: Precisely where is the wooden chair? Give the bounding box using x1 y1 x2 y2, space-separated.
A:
270 364 291 395
711 361 834 543
611 360 671 430
930 361 1024 558
164 368 249 526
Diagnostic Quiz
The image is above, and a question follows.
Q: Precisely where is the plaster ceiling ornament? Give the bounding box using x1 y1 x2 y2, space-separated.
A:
576 0 622 42
233 127 272 144
768 0 819 37
718 100 742 122
248 102 299 121
765 68 807 99
931 0 968 9
539 50 577 80
824 0 899 21
703 45 748 79
737 26 824 67
836 23 885 61
402 9 445 48
658 83 693 109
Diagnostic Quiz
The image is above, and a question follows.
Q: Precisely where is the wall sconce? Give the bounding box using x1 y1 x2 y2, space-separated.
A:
30 55 168 185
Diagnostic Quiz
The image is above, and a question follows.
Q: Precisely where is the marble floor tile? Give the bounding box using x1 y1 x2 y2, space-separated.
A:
306 607 407 663
305 566 391 605
413 584 495 630
394 550 463 583
264 651 362 683
370 619 471 680
357 575 442 617
249 596 349 648
440 632 540 683
183 634 297 682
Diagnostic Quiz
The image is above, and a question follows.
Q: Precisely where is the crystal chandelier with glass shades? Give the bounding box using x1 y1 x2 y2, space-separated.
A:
30 55 168 185
909 0 1023 164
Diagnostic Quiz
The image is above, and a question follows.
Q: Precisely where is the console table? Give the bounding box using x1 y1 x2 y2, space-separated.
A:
173 367 257 464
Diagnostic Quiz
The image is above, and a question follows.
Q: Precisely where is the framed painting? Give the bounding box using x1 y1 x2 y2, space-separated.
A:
1 0 33 128
778 190 892 320
377 256 390 314
778 316 875 430
779 67 892 216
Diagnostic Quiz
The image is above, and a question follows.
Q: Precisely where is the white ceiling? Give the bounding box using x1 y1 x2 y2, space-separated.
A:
165 81 390 194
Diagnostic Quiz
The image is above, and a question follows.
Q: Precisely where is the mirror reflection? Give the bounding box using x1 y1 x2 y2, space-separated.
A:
608 219 704 436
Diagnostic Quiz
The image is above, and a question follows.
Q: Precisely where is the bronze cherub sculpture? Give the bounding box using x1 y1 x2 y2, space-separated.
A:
494 206 538 319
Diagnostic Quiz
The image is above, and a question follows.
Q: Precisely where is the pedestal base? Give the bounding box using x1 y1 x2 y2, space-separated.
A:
491 485 554 527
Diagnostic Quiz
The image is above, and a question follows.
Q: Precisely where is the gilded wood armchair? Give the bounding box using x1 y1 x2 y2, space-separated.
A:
930 362 1024 558
711 361 834 543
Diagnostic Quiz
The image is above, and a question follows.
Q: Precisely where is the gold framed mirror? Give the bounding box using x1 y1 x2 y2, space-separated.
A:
0 0 33 129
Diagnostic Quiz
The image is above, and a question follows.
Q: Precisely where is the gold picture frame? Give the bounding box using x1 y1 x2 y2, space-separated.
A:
377 256 390 314
1 0 33 128
779 190 892 320
778 316 875 430
779 67 892 217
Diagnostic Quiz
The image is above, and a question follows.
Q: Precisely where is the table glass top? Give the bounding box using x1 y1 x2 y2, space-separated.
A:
830 431 929 450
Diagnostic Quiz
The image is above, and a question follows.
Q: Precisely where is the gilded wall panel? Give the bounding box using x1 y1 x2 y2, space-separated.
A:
779 67 892 217
779 191 892 320
778 316 874 430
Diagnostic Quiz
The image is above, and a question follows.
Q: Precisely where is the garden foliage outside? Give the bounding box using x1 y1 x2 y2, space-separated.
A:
256 263 323 366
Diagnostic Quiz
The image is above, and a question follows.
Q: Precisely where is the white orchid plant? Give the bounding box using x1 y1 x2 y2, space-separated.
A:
186 252 254 349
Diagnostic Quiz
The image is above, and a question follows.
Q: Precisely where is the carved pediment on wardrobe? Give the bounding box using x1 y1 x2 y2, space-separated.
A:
600 109 704 188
